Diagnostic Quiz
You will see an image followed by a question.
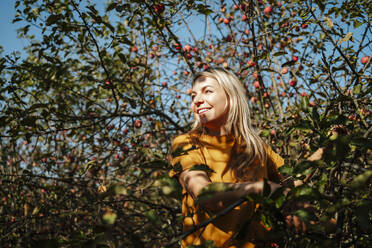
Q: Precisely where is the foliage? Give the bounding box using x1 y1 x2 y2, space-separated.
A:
0 0 371 247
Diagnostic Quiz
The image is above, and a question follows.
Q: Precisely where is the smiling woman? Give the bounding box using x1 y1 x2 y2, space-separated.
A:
190 76 230 134
169 68 291 248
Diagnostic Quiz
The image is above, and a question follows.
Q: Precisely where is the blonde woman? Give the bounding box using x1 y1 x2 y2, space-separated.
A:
170 67 307 247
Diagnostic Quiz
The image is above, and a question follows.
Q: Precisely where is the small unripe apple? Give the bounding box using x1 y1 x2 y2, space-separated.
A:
281 67 289 74
361 56 370 64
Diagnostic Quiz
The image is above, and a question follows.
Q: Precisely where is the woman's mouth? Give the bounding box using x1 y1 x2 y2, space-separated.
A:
197 108 211 114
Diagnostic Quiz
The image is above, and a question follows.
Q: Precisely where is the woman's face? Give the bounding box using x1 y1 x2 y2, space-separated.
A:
191 76 229 132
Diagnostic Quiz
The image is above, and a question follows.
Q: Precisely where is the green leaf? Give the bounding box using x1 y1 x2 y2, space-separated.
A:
273 52 287 57
102 211 117 225
142 160 168 169
350 170 372 190
324 16 334 29
106 2 118 12
338 32 353 45
189 164 215 174
315 0 325 12
46 15 60 26
350 137 372 150
355 200 372 232
353 20 363 28
300 96 309 113
281 60 296 67
197 182 233 203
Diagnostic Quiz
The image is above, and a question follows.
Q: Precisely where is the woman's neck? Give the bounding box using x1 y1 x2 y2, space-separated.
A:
203 126 229 136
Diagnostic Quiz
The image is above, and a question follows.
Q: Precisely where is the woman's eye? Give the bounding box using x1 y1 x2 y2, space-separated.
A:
205 89 212 93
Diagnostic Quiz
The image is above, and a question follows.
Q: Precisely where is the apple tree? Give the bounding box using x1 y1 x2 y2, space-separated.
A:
0 0 370 247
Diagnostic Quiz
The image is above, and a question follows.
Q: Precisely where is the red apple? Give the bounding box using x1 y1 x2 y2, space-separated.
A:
161 82 167 87
289 79 297 87
292 55 298 62
186 53 192 59
183 44 192 52
361 56 370 64
134 119 142 128
264 6 272 15
244 29 250 35
247 60 255 67
122 128 128 135
223 18 230 24
250 96 257 103
254 81 260 88
184 70 189 76
241 15 247 21
301 23 308 29
154 4 165 13
270 129 276 135
131 46 138 52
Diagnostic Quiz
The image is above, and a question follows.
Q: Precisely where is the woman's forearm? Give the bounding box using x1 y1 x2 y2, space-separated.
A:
197 181 282 213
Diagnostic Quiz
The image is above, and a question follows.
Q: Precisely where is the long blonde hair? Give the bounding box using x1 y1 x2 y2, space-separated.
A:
191 67 267 181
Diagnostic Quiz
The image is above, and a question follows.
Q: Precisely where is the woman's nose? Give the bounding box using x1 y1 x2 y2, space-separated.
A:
193 95 204 106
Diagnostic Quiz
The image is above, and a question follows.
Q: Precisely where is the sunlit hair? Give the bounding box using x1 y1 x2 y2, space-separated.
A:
190 67 267 181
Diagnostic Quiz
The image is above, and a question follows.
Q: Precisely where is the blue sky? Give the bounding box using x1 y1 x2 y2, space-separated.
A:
0 1 26 54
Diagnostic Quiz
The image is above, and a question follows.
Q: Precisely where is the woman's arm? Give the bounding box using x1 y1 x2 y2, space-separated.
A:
179 169 281 214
